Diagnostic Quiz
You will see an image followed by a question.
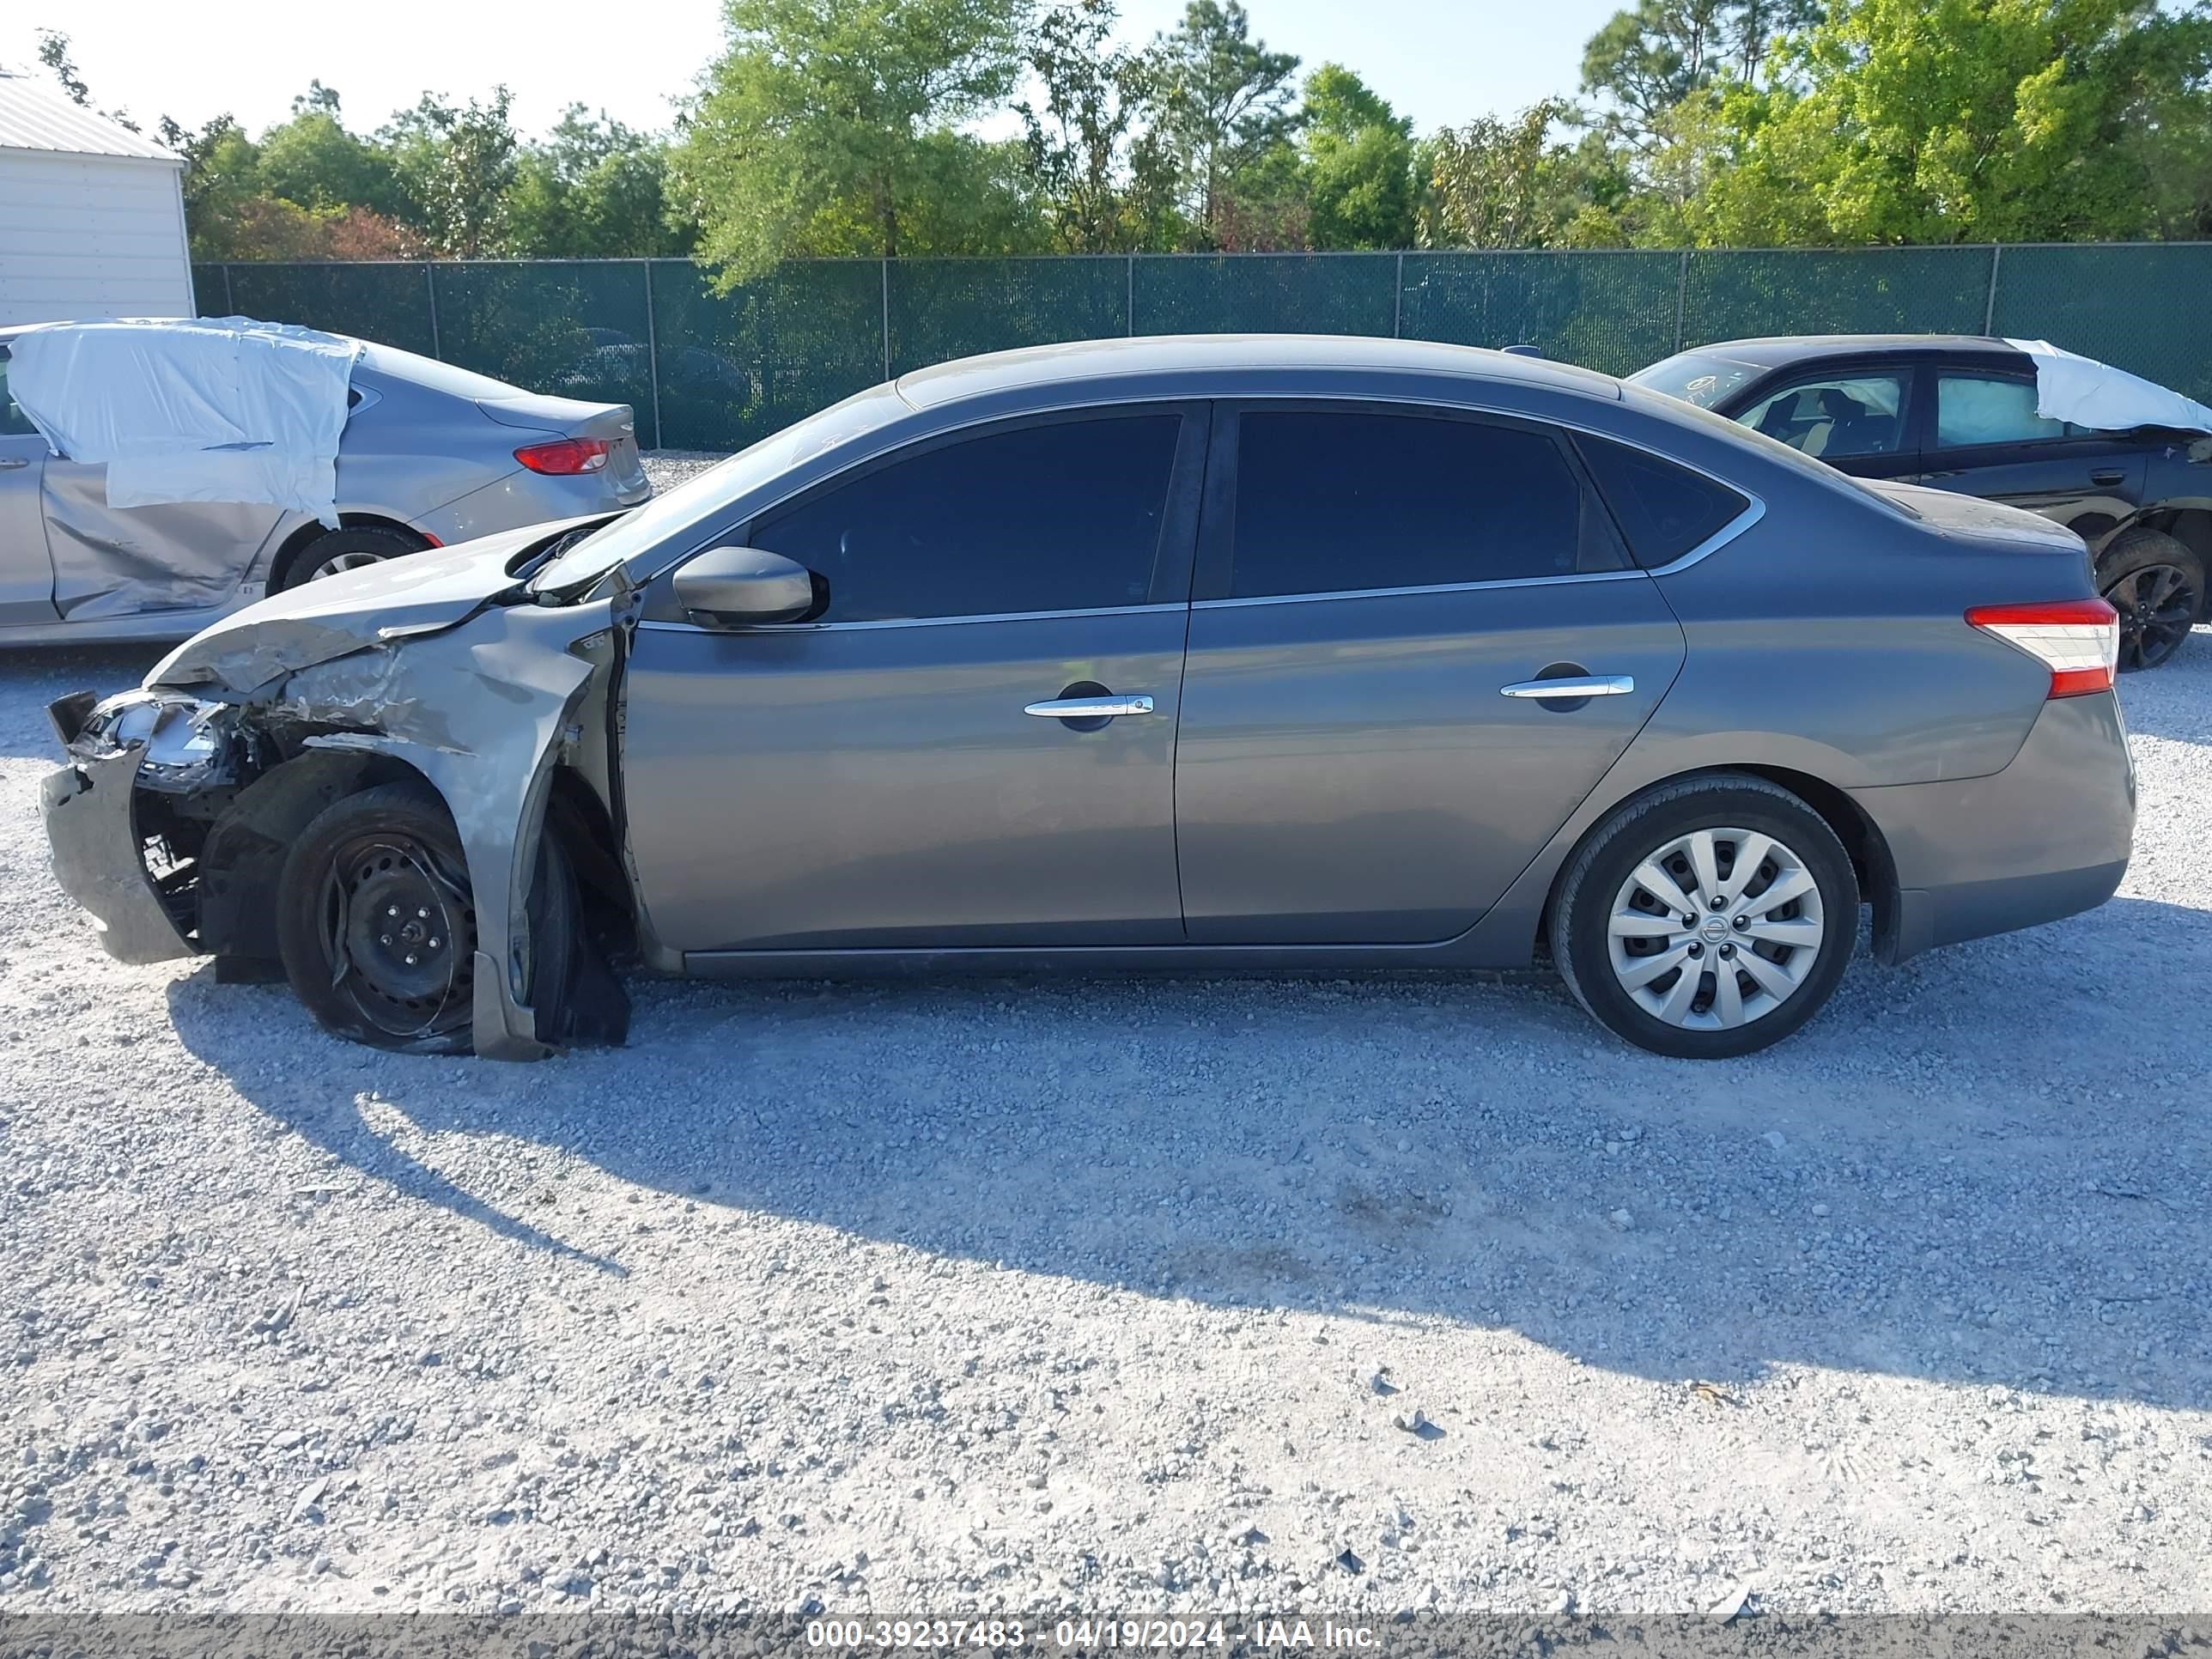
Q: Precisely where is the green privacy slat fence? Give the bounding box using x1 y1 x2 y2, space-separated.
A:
191 245 2212 452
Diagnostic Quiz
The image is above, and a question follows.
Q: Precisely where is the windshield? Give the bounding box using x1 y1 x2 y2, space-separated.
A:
1626 350 1764 410
529 382 912 593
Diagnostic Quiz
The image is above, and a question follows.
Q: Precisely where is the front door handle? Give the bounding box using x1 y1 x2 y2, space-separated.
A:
1024 694 1155 719
1500 675 1634 699
2090 468 2126 487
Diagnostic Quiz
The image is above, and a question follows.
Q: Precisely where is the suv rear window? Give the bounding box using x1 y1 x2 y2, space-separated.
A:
1575 432 1748 567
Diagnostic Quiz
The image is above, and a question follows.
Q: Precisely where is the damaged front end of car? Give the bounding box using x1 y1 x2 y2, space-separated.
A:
40 525 637 1059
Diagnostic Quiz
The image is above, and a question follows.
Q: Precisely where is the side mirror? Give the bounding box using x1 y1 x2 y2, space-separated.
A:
672 544 818 625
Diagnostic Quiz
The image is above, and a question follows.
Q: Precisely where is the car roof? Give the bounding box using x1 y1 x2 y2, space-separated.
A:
895 333 1626 409
1674 334 2025 371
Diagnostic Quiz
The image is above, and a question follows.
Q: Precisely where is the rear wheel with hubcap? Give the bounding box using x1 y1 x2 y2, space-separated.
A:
277 525 427 590
1550 775 1857 1059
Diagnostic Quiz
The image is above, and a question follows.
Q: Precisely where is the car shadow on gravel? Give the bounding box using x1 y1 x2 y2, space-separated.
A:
166 887 2212 1413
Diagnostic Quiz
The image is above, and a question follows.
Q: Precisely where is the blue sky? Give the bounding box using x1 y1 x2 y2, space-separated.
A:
5 0 1626 143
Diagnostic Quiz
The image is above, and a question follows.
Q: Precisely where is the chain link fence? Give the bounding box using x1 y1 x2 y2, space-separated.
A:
193 245 2212 452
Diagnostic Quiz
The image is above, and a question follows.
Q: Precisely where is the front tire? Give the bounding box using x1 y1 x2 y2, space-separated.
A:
1549 775 1857 1060
273 781 575 1053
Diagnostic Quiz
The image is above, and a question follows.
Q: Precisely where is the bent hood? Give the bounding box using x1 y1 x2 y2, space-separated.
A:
149 516 601 696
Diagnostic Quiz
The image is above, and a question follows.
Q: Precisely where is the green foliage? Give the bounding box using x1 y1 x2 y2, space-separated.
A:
65 0 2212 276
1018 0 1160 251
1302 65 1417 249
1148 0 1303 246
34 29 91 106
258 106 405 220
1421 100 1577 249
506 107 696 258
673 0 1033 280
1696 0 2212 245
380 89 521 258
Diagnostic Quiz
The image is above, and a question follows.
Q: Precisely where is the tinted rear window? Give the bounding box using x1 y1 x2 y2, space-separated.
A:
1229 410 1613 599
1575 433 1748 567
355 341 523 400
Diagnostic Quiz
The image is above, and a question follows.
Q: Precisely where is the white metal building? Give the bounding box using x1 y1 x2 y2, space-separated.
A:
0 70 193 328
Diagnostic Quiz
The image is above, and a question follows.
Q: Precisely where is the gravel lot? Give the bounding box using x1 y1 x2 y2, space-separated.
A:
0 469 2209 1620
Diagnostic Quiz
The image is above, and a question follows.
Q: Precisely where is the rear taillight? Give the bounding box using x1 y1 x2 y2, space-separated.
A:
514 437 612 475
1966 599 2119 698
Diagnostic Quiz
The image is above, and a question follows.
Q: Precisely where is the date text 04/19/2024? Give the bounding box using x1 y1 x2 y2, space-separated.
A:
803 1620 1381 1650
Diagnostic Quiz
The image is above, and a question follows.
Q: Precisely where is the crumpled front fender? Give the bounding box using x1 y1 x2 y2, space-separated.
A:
228 597 623 1060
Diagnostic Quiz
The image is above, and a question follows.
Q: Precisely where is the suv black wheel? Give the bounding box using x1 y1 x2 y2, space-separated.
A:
2098 527 2204 672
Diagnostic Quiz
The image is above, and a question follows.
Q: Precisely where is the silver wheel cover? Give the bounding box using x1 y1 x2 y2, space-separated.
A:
1606 826 1826 1031
307 549 391 582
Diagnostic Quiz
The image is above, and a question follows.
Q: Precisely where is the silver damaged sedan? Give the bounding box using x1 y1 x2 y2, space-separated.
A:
40 337 2136 1060
0 328 651 644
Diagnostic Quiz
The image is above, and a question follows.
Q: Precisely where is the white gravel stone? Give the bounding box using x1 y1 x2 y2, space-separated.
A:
0 577 2207 1618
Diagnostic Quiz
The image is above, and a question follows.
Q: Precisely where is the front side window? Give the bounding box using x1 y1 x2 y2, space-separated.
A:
1936 374 2094 448
751 413 1182 623
1226 409 1609 599
1734 374 1908 459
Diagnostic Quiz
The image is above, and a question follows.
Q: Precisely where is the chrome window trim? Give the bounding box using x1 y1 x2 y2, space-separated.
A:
1191 568 1650 611
629 386 1773 599
1644 494 1765 577
636 601 1184 637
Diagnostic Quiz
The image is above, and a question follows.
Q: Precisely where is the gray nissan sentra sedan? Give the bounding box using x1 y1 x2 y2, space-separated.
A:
40 336 2135 1060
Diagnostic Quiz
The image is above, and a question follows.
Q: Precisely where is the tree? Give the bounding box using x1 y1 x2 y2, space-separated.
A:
675 0 1030 279
382 89 522 257
35 28 142 133
1420 99 1576 249
1150 0 1303 246
257 94 405 220
1017 0 1164 251
1302 64 1416 249
34 29 91 106
506 106 695 258
1578 0 1821 155
1694 0 2212 245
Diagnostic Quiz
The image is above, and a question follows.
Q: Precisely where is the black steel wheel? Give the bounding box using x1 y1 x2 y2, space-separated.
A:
275 781 574 1053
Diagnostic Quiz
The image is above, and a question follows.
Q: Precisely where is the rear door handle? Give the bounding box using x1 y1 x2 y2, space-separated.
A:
2090 468 2126 487
0 458 29 470
1024 694 1155 719
1500 675 1634 699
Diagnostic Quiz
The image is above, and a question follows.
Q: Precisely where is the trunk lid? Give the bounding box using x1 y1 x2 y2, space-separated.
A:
1865 479 2091 555
478 393 650 501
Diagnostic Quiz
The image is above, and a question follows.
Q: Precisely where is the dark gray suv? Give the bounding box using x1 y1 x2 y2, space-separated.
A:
41 337 2136 1060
